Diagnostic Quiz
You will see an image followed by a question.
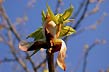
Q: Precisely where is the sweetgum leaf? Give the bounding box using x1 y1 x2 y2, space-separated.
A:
62 5 74 20
27 27 44 41
59 26 76 38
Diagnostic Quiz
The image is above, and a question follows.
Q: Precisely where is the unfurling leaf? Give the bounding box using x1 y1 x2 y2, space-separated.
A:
47 4 57 23
60 26 76 38
62 5 74 20
57 39 67 71
54 14 62 24
63 19 74 24
27 27 44 41
42 10 46 22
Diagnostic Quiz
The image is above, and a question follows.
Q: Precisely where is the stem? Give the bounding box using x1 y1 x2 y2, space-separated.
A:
46 49 55 72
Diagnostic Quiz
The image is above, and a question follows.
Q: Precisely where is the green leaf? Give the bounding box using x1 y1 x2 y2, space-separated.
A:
54 14 60 24
62 5 74 20
63 19 74 24
47 5 57 23
27 27 44 41
59 26 76 38
58 15 64 24
42 10 46 22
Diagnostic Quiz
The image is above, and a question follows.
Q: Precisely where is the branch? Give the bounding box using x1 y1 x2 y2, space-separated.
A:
0 5 21 41
72 0 86 18
0 4 37 72
36 58 46 69
83 39 101 72
0 58 16 64
7 41 29 72
72 12 106 37
73 0 90 29
54 0 62 14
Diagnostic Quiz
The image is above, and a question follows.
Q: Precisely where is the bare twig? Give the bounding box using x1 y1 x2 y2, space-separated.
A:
0 4 37 72
0 58 16 63
83 40 100 72
0 5 21 41
73 0 90 29
36 58 46 69
55 0 62 14
72 0 86 18
72 13 106 37
7 41 29 72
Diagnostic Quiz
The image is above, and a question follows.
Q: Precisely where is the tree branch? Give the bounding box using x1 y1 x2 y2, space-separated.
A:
0 4 37 72
0 58 16 64
73 0 90 29
7 41 29 72
55 0 62 14
83 40 100 72
72 0 86 19
36 58 46 69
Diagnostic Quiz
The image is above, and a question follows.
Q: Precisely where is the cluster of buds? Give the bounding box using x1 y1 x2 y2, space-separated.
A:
19 5 75 71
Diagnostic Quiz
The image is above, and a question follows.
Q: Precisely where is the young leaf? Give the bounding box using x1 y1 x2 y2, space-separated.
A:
27 27 44 41
63 19 74 24
62 5 74 20
59 26 76 38
42 10 46 22
54 14 62 24
57 39 67 71
47 5 57 23
58 15 64 24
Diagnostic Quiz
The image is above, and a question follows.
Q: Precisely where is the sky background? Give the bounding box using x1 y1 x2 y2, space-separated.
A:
0 0 109 72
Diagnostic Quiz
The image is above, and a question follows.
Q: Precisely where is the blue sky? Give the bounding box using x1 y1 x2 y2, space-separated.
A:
0 0 109 72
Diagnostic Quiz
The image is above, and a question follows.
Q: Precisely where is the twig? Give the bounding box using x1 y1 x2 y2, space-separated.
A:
8 41 29 72
83 41 99 72
36 58 46 69
0 4 37 72
0 58 16 63
0 5 21 41
72 0 86 19
73 0 90 29
55 0 62 14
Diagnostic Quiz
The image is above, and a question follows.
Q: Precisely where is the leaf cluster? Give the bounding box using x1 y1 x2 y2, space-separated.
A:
27 5 76 41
